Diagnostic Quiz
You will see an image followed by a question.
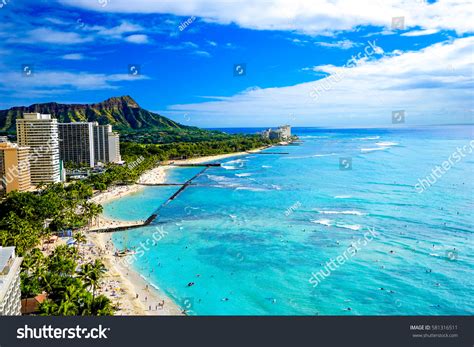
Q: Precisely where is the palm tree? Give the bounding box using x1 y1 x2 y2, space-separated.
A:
82 202 103 227
73 232 87 254
79 259 107 300
90 295 114 316
56 285 81 316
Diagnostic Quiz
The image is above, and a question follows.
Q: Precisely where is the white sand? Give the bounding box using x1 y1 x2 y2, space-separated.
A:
137 166 168 184
86 232 182 316
84 146 276 315
170 146 269 165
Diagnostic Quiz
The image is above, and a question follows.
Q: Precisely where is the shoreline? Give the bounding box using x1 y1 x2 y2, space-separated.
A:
86 232 182 315
86 143 281 316
169 146 269 165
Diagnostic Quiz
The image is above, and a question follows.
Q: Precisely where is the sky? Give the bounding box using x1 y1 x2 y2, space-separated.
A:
0 0 473 127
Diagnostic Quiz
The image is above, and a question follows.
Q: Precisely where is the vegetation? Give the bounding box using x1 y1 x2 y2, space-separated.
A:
84 134 277 191
21 246 114 316
0 182 111 315
0 110 280 316
119 127 240 144
0 181 102 255
0 95 191 133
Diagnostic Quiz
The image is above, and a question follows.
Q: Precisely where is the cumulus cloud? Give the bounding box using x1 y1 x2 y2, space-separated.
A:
314 40 359 49
0 71 149 97
9 27 93 45
401 29 440 37
59 0 474 35
6 20 150 46
124 34 150 44
61 53 87 60
164 37 474 126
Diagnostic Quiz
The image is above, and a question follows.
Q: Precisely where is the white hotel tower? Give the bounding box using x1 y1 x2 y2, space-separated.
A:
16 113 61 184
0 246 23 316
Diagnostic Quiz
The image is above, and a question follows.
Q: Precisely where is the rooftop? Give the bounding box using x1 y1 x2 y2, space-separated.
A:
0 246 16 276
23 113 52 120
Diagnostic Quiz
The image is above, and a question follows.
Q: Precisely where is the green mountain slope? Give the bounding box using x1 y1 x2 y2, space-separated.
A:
0 96 191 132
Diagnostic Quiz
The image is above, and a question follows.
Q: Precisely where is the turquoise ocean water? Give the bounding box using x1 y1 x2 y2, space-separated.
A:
105 126 474 315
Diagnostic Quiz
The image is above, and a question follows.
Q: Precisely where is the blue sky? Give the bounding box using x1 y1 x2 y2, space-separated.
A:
0 0 472 127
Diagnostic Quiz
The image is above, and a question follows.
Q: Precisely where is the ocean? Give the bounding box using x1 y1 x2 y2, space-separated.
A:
105 126 474 315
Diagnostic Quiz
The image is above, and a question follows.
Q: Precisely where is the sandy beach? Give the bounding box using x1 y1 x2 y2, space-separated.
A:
85 232 182 315
171 146 270 165
83 146 276 315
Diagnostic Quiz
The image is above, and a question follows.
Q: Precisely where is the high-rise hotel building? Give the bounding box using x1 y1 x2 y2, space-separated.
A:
0 246 23 316
16 113 61 184
93 124 121 164
58 122 95 168
58 122 121 167
0 138 31 195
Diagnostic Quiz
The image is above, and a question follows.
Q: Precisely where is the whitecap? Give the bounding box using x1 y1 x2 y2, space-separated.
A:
262 165 272 168
284 153 337 159
316 210 365 216
357 136 380 140
335 224 361 231
311 219 333 227
361 147 387 152
235 187 267 192
206 174 230 182
312 153 337 157
376 141 399 147
235 173 252 177
225 159 247 165
311 219 362 230
334 195 352 199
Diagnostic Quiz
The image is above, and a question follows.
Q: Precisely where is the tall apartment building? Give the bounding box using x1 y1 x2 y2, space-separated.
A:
93 124 121 164
108 131 121 163
58 122 95 168
278 125 291 139
0 246 23 316
261 125 292 141
16 113 61 184
0 140 31 195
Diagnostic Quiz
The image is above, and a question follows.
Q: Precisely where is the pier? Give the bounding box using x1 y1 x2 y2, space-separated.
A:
164 167 209 204
91 213 158 233
91 146 295 233
91 165 214 233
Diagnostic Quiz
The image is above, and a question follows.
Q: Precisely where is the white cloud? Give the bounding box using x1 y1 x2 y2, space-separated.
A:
193 50 211 57
163 41 199 50
315 40 359 49
8 20 149 46
61 53 86 60
10 28 93 44
0 71 149 97
86 21 144 38
401 29 440 37
164 37 474 126
59 0 474 35
124 34 150 44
